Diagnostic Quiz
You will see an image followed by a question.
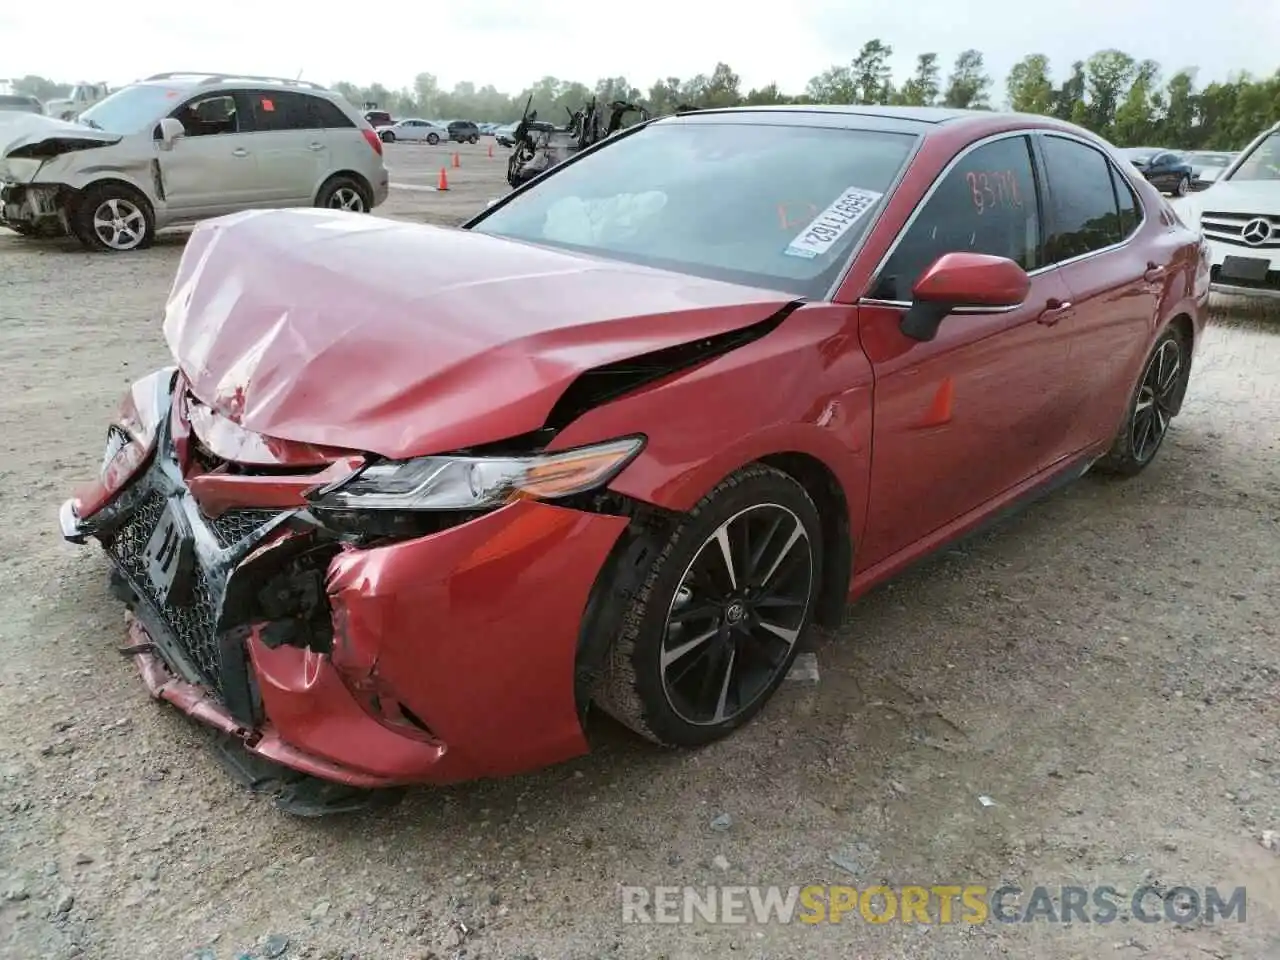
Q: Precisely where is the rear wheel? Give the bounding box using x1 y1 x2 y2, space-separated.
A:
72 183 154 252
594 464 823 747
1095 324 1191 476
427 133 440 145
1175 175 1190 197
468 134 479 144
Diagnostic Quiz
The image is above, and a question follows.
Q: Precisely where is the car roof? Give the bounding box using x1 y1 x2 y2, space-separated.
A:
653 104 1105 142
134 72 340 98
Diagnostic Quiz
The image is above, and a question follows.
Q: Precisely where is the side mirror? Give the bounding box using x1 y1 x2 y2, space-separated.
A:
899 252 1031 342
156 117 185 147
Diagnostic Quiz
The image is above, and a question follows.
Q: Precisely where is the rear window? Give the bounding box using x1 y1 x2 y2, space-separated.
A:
249 91 355 131
471 121 918 297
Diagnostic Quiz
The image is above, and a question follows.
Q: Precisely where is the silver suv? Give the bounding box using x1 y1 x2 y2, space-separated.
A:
0 72 389 251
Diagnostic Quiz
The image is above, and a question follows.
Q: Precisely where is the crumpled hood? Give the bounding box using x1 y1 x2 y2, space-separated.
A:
0 112 120 155
165 208 799 459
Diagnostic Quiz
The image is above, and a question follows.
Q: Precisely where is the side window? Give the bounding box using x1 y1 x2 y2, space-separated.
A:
1040 136 1124 263
305 96 355 128
1110 165 1142 238
247 90 314 132
173 95 239 137
870 136 1040 302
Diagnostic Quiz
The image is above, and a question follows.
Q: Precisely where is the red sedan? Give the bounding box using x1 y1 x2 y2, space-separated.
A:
61 106 1209 812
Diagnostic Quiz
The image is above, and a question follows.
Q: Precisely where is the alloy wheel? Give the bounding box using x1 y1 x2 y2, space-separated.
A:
1131 338 1182 464
659 503 814 726
327 187 365 212
91 198 147 250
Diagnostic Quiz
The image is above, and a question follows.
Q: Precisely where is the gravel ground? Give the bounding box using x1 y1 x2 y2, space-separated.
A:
1 144 1278 960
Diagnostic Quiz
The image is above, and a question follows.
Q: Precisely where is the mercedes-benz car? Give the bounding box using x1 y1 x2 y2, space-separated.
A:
60 105 1208 812
1177 122 1280 299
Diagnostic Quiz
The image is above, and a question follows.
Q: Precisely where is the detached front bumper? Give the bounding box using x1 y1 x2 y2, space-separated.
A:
61 378 629 788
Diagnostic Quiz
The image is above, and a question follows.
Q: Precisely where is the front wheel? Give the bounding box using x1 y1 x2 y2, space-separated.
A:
72 184 155 252
1175 176 1190 197
594 464 823 747
1095 324 1191 476
427 133 439 145
380 131 395 143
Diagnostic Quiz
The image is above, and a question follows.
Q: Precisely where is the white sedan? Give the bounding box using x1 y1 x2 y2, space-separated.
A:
376 119 448 145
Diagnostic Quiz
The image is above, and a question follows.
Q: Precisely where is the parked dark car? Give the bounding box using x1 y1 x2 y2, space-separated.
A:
448 120 480 144
364 110 394 128
493 123 518 147
1122 148 1195 196
1183 151 1237 191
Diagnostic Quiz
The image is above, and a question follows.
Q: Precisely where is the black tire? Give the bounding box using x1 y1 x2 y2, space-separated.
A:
1175 176 1190 197
1095 324 1191 477
427 133 439 145
594 463 824 747
468 134 479 144
380 131 395 143
72 183 155 252
315 175 371 213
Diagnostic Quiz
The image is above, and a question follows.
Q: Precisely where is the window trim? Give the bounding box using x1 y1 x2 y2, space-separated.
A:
1035 131 1145 271
856 130 1045 308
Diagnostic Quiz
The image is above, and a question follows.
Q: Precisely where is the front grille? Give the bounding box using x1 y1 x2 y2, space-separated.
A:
1201 211 1280 250
209 509 279 549
106 490 225 695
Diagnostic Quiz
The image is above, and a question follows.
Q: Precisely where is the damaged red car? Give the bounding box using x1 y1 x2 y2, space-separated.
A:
61 106 1208 812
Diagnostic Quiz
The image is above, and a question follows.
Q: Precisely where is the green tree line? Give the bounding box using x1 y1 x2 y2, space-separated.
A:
12 45 1278 150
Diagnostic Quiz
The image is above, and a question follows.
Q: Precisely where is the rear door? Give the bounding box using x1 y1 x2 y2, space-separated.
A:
1032 133 1165 454
242 89 326 204
857 133 1078 569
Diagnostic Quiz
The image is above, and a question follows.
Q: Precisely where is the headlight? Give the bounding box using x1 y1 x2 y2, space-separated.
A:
308 436 645 512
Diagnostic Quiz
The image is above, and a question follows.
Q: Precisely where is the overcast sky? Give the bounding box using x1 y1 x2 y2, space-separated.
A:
2 0 1276 99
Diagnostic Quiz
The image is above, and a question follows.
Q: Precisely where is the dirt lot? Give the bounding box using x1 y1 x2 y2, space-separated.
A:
1 139 1278 960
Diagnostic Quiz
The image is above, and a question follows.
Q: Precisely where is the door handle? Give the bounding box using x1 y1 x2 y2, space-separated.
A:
231 148 249 157
1036 298 1072 326
1144 261 1166 283
308 142 325 151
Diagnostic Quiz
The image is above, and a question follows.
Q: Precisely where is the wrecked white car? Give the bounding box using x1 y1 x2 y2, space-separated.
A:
1 72 390 251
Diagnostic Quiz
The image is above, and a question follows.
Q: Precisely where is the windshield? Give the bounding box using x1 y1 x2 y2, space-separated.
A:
78 85 183 135
1227 131 1280 182
470 121 917 297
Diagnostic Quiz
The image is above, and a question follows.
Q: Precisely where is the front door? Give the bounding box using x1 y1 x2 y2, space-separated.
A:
857 133 1077 570
160 93 260 214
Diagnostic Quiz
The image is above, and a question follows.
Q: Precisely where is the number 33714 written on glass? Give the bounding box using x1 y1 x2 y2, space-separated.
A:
966 171 1023 214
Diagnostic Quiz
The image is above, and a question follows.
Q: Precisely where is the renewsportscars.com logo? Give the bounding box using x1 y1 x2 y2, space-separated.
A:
620 884 1248 925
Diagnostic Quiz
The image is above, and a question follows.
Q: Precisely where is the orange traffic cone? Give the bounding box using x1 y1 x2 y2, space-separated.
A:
437 167 449 191
452 152 460 168
487 143 494 158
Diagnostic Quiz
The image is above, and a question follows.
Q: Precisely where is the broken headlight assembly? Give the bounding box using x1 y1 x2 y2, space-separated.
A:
303 436 645 538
